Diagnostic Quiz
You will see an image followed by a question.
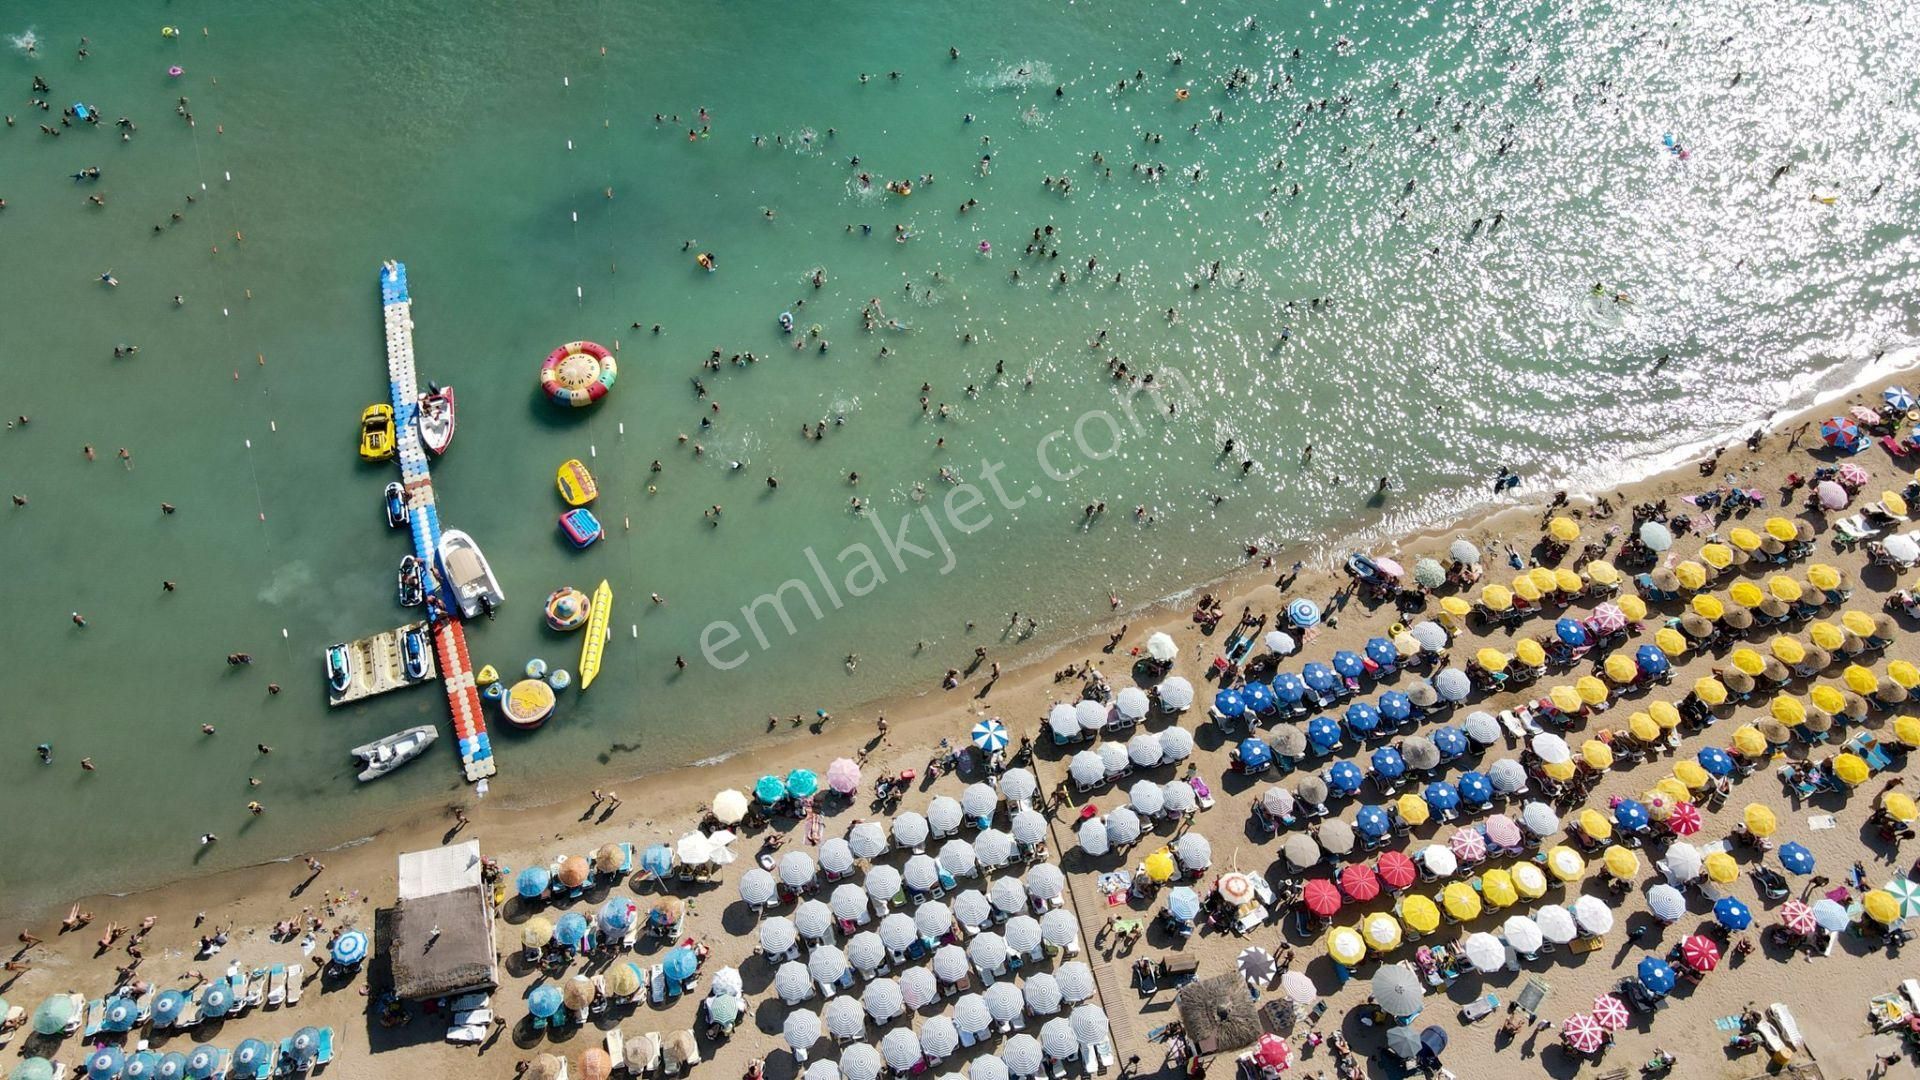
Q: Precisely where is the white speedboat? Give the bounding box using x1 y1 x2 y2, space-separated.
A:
438 529 504 619
351 725 438 782
418 384 455 455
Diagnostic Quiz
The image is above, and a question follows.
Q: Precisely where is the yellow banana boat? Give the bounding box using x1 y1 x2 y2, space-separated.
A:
579 579 613 690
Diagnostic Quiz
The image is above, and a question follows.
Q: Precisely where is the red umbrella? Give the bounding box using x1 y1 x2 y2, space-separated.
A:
1666 801 1703 836
1339 863 1380 902
1376 851 1418 890
1680 934 1720 971
1590 994 1629 1032
1561 1012 1605 1054
1253 1033 1293 1069
1779 900 1817 935
1301 878 1343 917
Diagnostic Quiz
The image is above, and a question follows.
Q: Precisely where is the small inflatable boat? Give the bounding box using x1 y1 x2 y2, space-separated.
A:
352 725 438 782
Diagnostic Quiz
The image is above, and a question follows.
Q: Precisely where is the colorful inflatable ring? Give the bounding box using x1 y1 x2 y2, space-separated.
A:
546 587 591 632
539 341 616 407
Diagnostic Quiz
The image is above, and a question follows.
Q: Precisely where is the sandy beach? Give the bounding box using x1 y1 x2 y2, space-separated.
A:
8 369 1920 1080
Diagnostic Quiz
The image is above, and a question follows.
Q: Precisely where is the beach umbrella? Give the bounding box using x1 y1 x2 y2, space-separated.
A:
1166 886 1202 921
1002 1035 1045 1078
85 1046 125 1080
1548 516 1580 542
1158 676 1195 711
1680 934 1721 972
1665 842 1702 882
1703 851 1739 884
840 1043 887 1080
1832 753 1870 786
1886 791 1920 822
1581 740 1615 771
1284 833 1321 869
1039 1020 1078 1062
894 811 931 850
1345 701 1382 735
1361 913 1402 953
660 946 699 982
1777 841 1816 876
782 1008 823 1054
1071 1003 1110 1045
1355 804 1392 838
1332 650 1367 680
1572 894 1615 935
1175 833 1213 870
1265 631 1298 656
1458 771 1494 806
1612 799 1649 832
1434 668 1471 702
516 865 553 898
1639 520 1674 551
1400 735 1441 771
1395 792 1431 827
1301 879 1343 917
1026 863 1068 902
734 866 777 907
1040 908 1080 949
1482 584 1514 612
230 1041 272 1080
1646 884 1686 923
1056 961 1095 1003
1603 845 1640 881
879 1028 925 1074
1881 877 1920 919
784 768 821 800
1068 750 1105 788
1448 827 1486 862
1821 416 1863 452
1409 621 1449 652
1366 637 1400 669
1288 598 1320 627
1461 932 1505 973
849 821 892 861
1742 803 1778 838
1371 747 1407 780
1371 965 1424 1017
1077 700 1110 733
777 851 819 890
1111 686 1150 722
1480 869 1518 909
1535 905 1577 944
987 877 1026 916
1158 727 1194 763
1162 778 1199 816
1413 558 1447 589
1235 737 1274 773
1424 781 1461 812
1048 703 1080 741
1484 812 1522 849
100 996 138 1033
1504 914 1544 955
823 995 867 1040
1532 732 1571 764
332 928 369 966
1478 647 1512 673
151 990 187 1028
1340 862 1381 901
1450 538 1482 564
927 943 970 986
1405 679 1440 707
604 961 644 1000
1706 897 1754 933
561 974 598 1013
996 768 1038 804
948 890 989 934
527 983 564 1019
1486 759 1525 795
1326 760 1364 795
1462 709 1501 745
968 717 1011 754
1102 806 1141 845
1307 716 1342 750
1441 881 1480 920
1317 819 1355 856
198 980 233 1019
754 774 789 804
861 977 904 1023
1776 900 1818 936
1400 895 1441 934
793 898 835 940
1522 801 1559 837
951 994 994 1038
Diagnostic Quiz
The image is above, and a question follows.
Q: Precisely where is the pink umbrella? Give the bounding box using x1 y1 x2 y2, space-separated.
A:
1252 1034 1293 1070
1484 814 1522 850
1590 994 1629 1032
1816 480 1849 509
1562 1012 1605 1053
1680 934 1720 972
1779 900 1817 935
1448 829 1487 862
827 758 862 794
1851 405 1883 426
1587 603 1627 634
1666 802 1702 836
1838 462 1871 488
1373 557 1405 580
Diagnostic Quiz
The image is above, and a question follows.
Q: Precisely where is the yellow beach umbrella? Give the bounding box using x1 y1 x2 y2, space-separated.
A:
1480 869 1518 908
1742 804 1777 838
1728 527 1763 551
1864 890 1902 925
1627 712 1660 742
1616 594 1648 620
1654 627 1689 657
1767 576 1803 603
1511 576 1542 602
522 916 555 948
1693 677 1728 706
1400 895 1441 934
1587 560 1620 586
1143 851 1176 882
1325 926 1367 967
1806 563 1841 590
1761 517 1797 542
1580 740 1614 770
1639 790 1675 820
1475 647 1509 673
1770 695 1807 726
1577 808 1613 840
1553 567 1583 594
1832 753 1870 786
1480 584 1513 612
1362 912 1403 953
1770 636 1806 664
1841 610 1877 637
1729 581 1766 607
1439 595 1472 618
1730 648 1767 676
1698 543 1735 569
1888 660 1920 689
1894 716 1920 748
1704 852 1739 883
1513 638 1546 667
605 962 643 998
1675 562 1708 590
1396 793 1430 826
1808 684 1846 716
1604 653 1638 684
1807 621 1845 650
1546 845 1586 882
1654 777 1691 805
1673 760 1710 789
1843 664 1880 695
1602 845 1640 881
1528 566 1558 594
1548 685 1583 714
1648 700 1682 730
1548 516 1580 542
1730 725 1768 756
1886 491 1910 517
1883 791 1919 822
1511 862 1548 899
1691 594 1726 620
1542 759 1577 781
1441 882 1482 921
1576 676 1609 705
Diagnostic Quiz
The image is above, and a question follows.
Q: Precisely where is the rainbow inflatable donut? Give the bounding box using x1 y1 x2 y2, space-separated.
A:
539 341 617 407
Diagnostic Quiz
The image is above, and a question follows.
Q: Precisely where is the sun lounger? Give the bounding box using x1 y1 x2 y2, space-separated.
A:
284 962 304 1006
83 999 105 1038
315 1028 334 1069
0 1005 23 1048
605 1029 625 1069
1096 1039 1115 1071
266 965 287 1007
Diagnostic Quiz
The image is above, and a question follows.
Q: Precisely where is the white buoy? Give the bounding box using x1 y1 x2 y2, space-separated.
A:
618 423 625 435
576 285 583 298
269 420 277 431
590 445 597 458
571 211 578 222
224 170 231 182
282 628 289 638
222 308 229 316
631 625 638 638
567 139 574 150
563 76 570 87
244 439 252 448
200 182 207 190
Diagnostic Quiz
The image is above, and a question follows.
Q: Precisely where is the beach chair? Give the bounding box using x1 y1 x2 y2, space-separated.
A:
315 1028 334 1070
83 999 105 1038
267 965 287 1007
604 1030 625 1070
650 965 668 1005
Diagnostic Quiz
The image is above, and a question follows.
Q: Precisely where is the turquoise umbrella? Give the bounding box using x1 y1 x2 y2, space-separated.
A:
786 769 820 799
231 1041 273 1080
122 1052 160 1080
12 1060 56 1080
32 994 75 1035
755 774 788 803
1884 876 1920 918
86 1046 125 1080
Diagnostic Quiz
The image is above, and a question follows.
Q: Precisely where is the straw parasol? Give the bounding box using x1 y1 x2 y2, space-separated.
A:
1177 974 1263 1053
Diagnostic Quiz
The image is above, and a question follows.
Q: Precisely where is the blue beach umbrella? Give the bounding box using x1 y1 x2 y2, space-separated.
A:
1302 663 1337 693
1344 702 1381 735
1287 599 1320 627
1307 716 1342 751
1613 800 1649 832
1886 386 1917 411
123 1052 160 1080
331 929 368 966
1636 956 1676 996
554 912 589 947
1423 781 1460 811
1713 897 1753 930
663 946 700 981
1635 645 1670 676
971 718 1010 752
642 843 674 878
1370 747 1406 779
1237 738 1274 771
231 1041 273 1080
787 769 821 798
102 996 139 1032
1378 692 1412 722
1354 805 1392 838
1271 673 1306 703
151 989 187 1028
1166 887 1201 921
287 1030 320 1069
1365 637 1398 667
1431 727 1469 759
1213 688 1246 718
599 900 636 933
1456 771 1493 806
1331 651 1366 679
199 980 232 1018
155 1054 188 1080
1696 746 1735 778
1327 761 1364 795
1241 681 1276 715
528 984 563 1018
185 1046 219 1080
1778 842 1815 875
1555 618 1589 647
86 1045 125 1080
516 866 551 898
1820 416 1863 453
755 774 788 804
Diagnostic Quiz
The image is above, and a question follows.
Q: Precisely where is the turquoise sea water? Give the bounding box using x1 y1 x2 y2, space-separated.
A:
0 0 1916 915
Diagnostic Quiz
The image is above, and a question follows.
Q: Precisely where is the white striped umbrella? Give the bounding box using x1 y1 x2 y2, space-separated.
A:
1463 712 1502 745
795 900 835 940
784 1010 822 1052
932 944 970 983
951 889 991 928
809 945 850 984
775 961 815 1004
974 829 1015 866
761 916 798 955
830 884 868 920
847 931 886 973
1076 700 1108 732
1129 780 1165 816
740 869 777 906
984 981 1024 1022
1098 743 1131 776
780 851 818 888
919 1015 960 1058
819 839 856 875
849 823 889 860
903 854 941 892
862 978 904 1023
1647 884 1686 923
804 1061 840 1080
1004 915 1043 955
1011 809 1049 847
1262 786 1295 815
879 914 918 953
893 813 930 849
1079 818 1110 855
914 901 952 939
997 769 1037 802
1103 806 1142 844
939 839 978 878
953 993 992 1035
1054 962 1095 1003
880 1029 923 1071
1175 833 1212 870
1161 780 1197 814
1521 801 1560 837
1158 727 1194 762
1503 915 1543 954
1535 905 1578 944
968 931 1008 972
1049 704 1080 741
824 995 866 1039
962 783 999 818
1116 687 1150 720
969 1054 1009 1080
1158 677 1195 710
1001 1034 1044 1076
1022 972 1062 1014
899 967 939 1010
927 797 963 836
1041 909 1079 947
1070 1004 1108 1043
1026 864 1067 901
1041 1018 1079 1059
838 1043 883 1080
866 865 903 904
990 876 1027 913
1128 733 1164 768
1489 759 1527 794
1069 751 1105 786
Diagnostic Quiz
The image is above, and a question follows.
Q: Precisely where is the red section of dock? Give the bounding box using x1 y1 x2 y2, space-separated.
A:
433 618 494 781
